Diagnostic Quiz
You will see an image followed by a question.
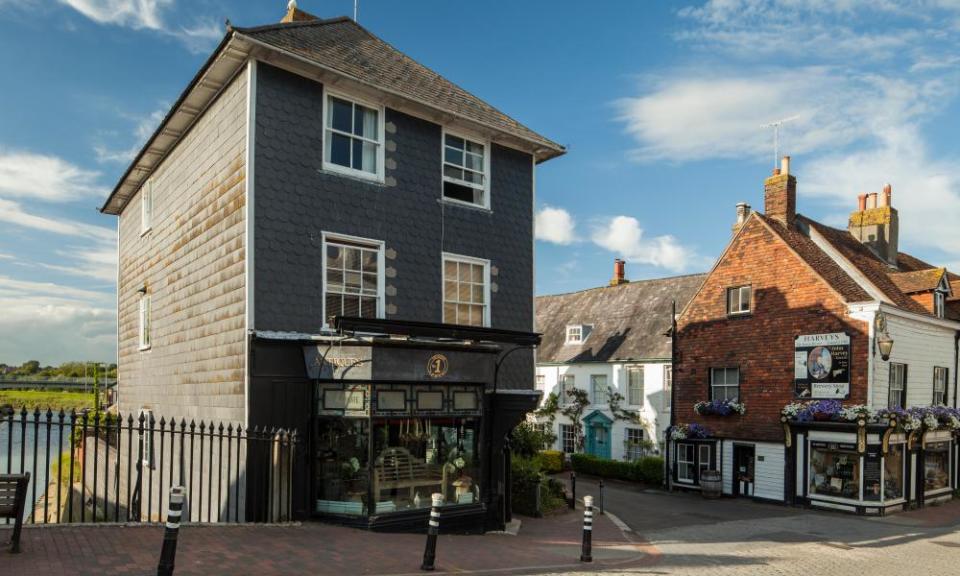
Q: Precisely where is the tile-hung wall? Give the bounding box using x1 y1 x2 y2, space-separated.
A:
116 68 249 423
870 312 958 409
251 64 535 388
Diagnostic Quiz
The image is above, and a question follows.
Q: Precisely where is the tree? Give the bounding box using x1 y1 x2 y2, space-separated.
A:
17 360 40 375
511 421 557 458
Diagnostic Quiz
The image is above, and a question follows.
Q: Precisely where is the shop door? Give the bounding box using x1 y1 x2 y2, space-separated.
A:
733 444 755 497
586 423 611 459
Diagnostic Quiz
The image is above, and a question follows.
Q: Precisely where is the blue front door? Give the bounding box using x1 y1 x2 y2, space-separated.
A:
583 411 613 459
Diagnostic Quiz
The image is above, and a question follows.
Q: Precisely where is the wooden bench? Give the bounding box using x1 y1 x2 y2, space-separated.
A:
0 473 30 553
373 448 446 503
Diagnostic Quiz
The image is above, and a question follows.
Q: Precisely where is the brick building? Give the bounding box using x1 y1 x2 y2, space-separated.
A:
669 156 960 514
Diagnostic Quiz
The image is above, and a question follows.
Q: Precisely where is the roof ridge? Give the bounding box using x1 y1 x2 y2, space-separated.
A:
233 15 351 34
536 272 707 299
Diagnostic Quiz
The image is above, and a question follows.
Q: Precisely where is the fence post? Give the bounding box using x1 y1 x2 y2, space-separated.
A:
598 479 604 515
157 486 186 576
569 471 576 509
534 475 542 517
420 492 443 571
580 495 593 563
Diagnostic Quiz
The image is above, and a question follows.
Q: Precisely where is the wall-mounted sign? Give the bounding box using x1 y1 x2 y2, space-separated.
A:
303 345 372 380
795 332 850 399
427 354 449 378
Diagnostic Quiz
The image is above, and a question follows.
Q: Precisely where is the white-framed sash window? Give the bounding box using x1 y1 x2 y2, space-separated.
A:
322 233 385 328
323 92 385 182
442 253 490 327
140 179 153 235
627 365 645 406
710 367 740 401
727 285 751 315
138 293 151 350
442 130 490 209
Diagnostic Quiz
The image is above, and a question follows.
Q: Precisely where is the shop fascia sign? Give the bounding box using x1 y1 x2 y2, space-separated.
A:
795 332 851 400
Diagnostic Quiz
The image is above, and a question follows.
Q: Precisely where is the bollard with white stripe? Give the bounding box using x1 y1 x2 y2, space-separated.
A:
157 486 186 576
580 495 593 563
569 471 576 510
420 492 444 571
598 479 605 515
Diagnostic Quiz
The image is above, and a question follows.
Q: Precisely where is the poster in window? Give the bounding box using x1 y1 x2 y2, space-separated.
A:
794 333 850 399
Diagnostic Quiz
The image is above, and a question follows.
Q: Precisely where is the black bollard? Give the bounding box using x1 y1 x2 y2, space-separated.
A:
420 493 443 571
580 495 593 562
598 479 604 515
569 471 576 509
157 486 185 576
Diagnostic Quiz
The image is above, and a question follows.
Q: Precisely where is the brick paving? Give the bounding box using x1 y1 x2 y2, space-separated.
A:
2 508 648 576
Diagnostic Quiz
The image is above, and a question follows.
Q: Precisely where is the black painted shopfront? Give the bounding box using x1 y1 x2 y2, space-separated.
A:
248 320 540 533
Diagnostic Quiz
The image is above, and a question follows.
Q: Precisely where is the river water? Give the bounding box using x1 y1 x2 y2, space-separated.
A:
0 414 73 521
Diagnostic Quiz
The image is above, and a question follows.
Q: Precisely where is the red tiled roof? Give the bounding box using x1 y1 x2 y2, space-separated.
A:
888 268 947 294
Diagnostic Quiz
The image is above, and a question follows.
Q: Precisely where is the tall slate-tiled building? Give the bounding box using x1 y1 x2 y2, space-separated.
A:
101 4 564 531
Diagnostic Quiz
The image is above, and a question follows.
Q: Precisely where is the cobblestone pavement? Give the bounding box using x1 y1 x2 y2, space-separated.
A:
550 475 960 576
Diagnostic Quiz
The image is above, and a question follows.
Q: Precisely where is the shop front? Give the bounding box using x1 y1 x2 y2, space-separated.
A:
248 320 541 533
787 420 956 514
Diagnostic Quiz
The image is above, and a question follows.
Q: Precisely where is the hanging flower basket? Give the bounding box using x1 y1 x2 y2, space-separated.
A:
694 399 746 417
670 423 711 440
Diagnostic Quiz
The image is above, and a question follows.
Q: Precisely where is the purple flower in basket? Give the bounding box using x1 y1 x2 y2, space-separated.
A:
687 423 710 439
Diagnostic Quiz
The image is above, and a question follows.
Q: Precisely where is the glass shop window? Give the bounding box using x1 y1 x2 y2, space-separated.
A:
809 445 861 499
315 418 370 516
924 442 951 493
884 443 905 500
371 417 481 512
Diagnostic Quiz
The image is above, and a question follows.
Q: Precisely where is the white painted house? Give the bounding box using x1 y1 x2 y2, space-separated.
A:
533 262 705 460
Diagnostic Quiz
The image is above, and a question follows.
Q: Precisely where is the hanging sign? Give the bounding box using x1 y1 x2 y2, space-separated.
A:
794 332 850 399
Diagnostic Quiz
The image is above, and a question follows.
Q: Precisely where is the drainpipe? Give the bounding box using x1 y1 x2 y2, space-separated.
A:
954 331 959 408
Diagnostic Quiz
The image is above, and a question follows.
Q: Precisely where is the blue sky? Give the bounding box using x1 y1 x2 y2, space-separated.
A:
1 1 959 364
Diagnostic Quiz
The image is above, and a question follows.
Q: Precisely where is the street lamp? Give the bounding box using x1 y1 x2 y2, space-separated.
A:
874 312 894 361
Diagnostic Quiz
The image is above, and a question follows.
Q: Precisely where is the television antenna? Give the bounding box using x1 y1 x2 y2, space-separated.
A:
761 115 798 168
354 0 359 21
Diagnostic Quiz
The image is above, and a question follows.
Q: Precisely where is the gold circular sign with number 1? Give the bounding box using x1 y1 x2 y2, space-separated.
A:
427 354 448 378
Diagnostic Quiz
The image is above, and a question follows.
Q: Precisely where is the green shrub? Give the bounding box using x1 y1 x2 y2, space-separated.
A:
570 453 664 485
536 450 564 474
511 455 568 517
511 421 557 458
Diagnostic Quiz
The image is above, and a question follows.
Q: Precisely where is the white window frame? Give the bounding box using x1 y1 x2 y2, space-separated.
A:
663 365 672 410
321 232 386 330
934 290 946 318
139 408 155 469
560 374 575 405
138 292 151 351
565 325 584 344
322 90 386 183
727 285 752 315
441 128 491 210
627 365 645 406
933 366 948 406
535 374 546 390
698 444 712 477
559 423 576 454
590 374 608 405
677 443 695 484
888 363 907 409
711 367 740 402
441 252 491 327
140 178 153 236
624 428 644 461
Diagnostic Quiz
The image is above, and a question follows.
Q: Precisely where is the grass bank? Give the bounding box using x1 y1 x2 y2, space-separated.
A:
0 390 95 412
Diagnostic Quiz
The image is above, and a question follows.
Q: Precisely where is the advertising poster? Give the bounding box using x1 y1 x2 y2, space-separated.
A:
794 332 850 399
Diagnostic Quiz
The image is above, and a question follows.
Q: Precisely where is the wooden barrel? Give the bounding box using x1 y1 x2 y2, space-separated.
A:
701 470 722 499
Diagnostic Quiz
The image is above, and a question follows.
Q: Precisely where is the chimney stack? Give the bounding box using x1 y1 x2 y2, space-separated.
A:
610 259 629 286
848 184 899 267
732 202 752 235
764 156 797 227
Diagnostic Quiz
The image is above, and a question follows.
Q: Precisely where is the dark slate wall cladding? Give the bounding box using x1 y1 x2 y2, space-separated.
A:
253 64 534 388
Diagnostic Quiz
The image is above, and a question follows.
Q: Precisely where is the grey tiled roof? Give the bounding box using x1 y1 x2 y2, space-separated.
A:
235 17 564 156
535 274 706 363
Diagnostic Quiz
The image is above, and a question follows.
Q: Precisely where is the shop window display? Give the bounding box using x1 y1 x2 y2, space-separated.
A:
809 443 861 499
315 418 370 515
924 442 950 493
883 444 905 500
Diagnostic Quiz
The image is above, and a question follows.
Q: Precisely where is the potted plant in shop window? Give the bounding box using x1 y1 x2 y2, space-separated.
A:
445 449 474 503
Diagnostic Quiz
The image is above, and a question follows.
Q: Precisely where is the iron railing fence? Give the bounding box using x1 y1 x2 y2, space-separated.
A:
0 408 296 525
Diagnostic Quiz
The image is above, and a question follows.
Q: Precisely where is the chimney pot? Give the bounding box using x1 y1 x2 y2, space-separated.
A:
857 193 867 211
610 259 628 286
867 193 878 209
881 183 892 207
772 167 781 176
781 155 791 176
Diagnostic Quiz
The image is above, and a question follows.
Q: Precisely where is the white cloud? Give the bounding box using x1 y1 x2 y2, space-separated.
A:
0 197 114 242
535 206 577 245
59 0 222 53
616 68 948 163
0 150 106 202
95 107 166 164
591 216 694 272
35 245 117 283
59 0 170 30
0 276 115 364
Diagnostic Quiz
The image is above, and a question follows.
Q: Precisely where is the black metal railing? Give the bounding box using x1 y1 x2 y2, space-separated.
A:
0 408 296 525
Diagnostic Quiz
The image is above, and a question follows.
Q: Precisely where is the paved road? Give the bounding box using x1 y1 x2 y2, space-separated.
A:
551 474 960 576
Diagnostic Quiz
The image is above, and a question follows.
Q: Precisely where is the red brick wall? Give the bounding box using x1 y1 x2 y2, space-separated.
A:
675 216 869 442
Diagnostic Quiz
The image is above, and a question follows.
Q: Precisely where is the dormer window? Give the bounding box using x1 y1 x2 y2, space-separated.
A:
933 276 949 319
566 324 589 345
